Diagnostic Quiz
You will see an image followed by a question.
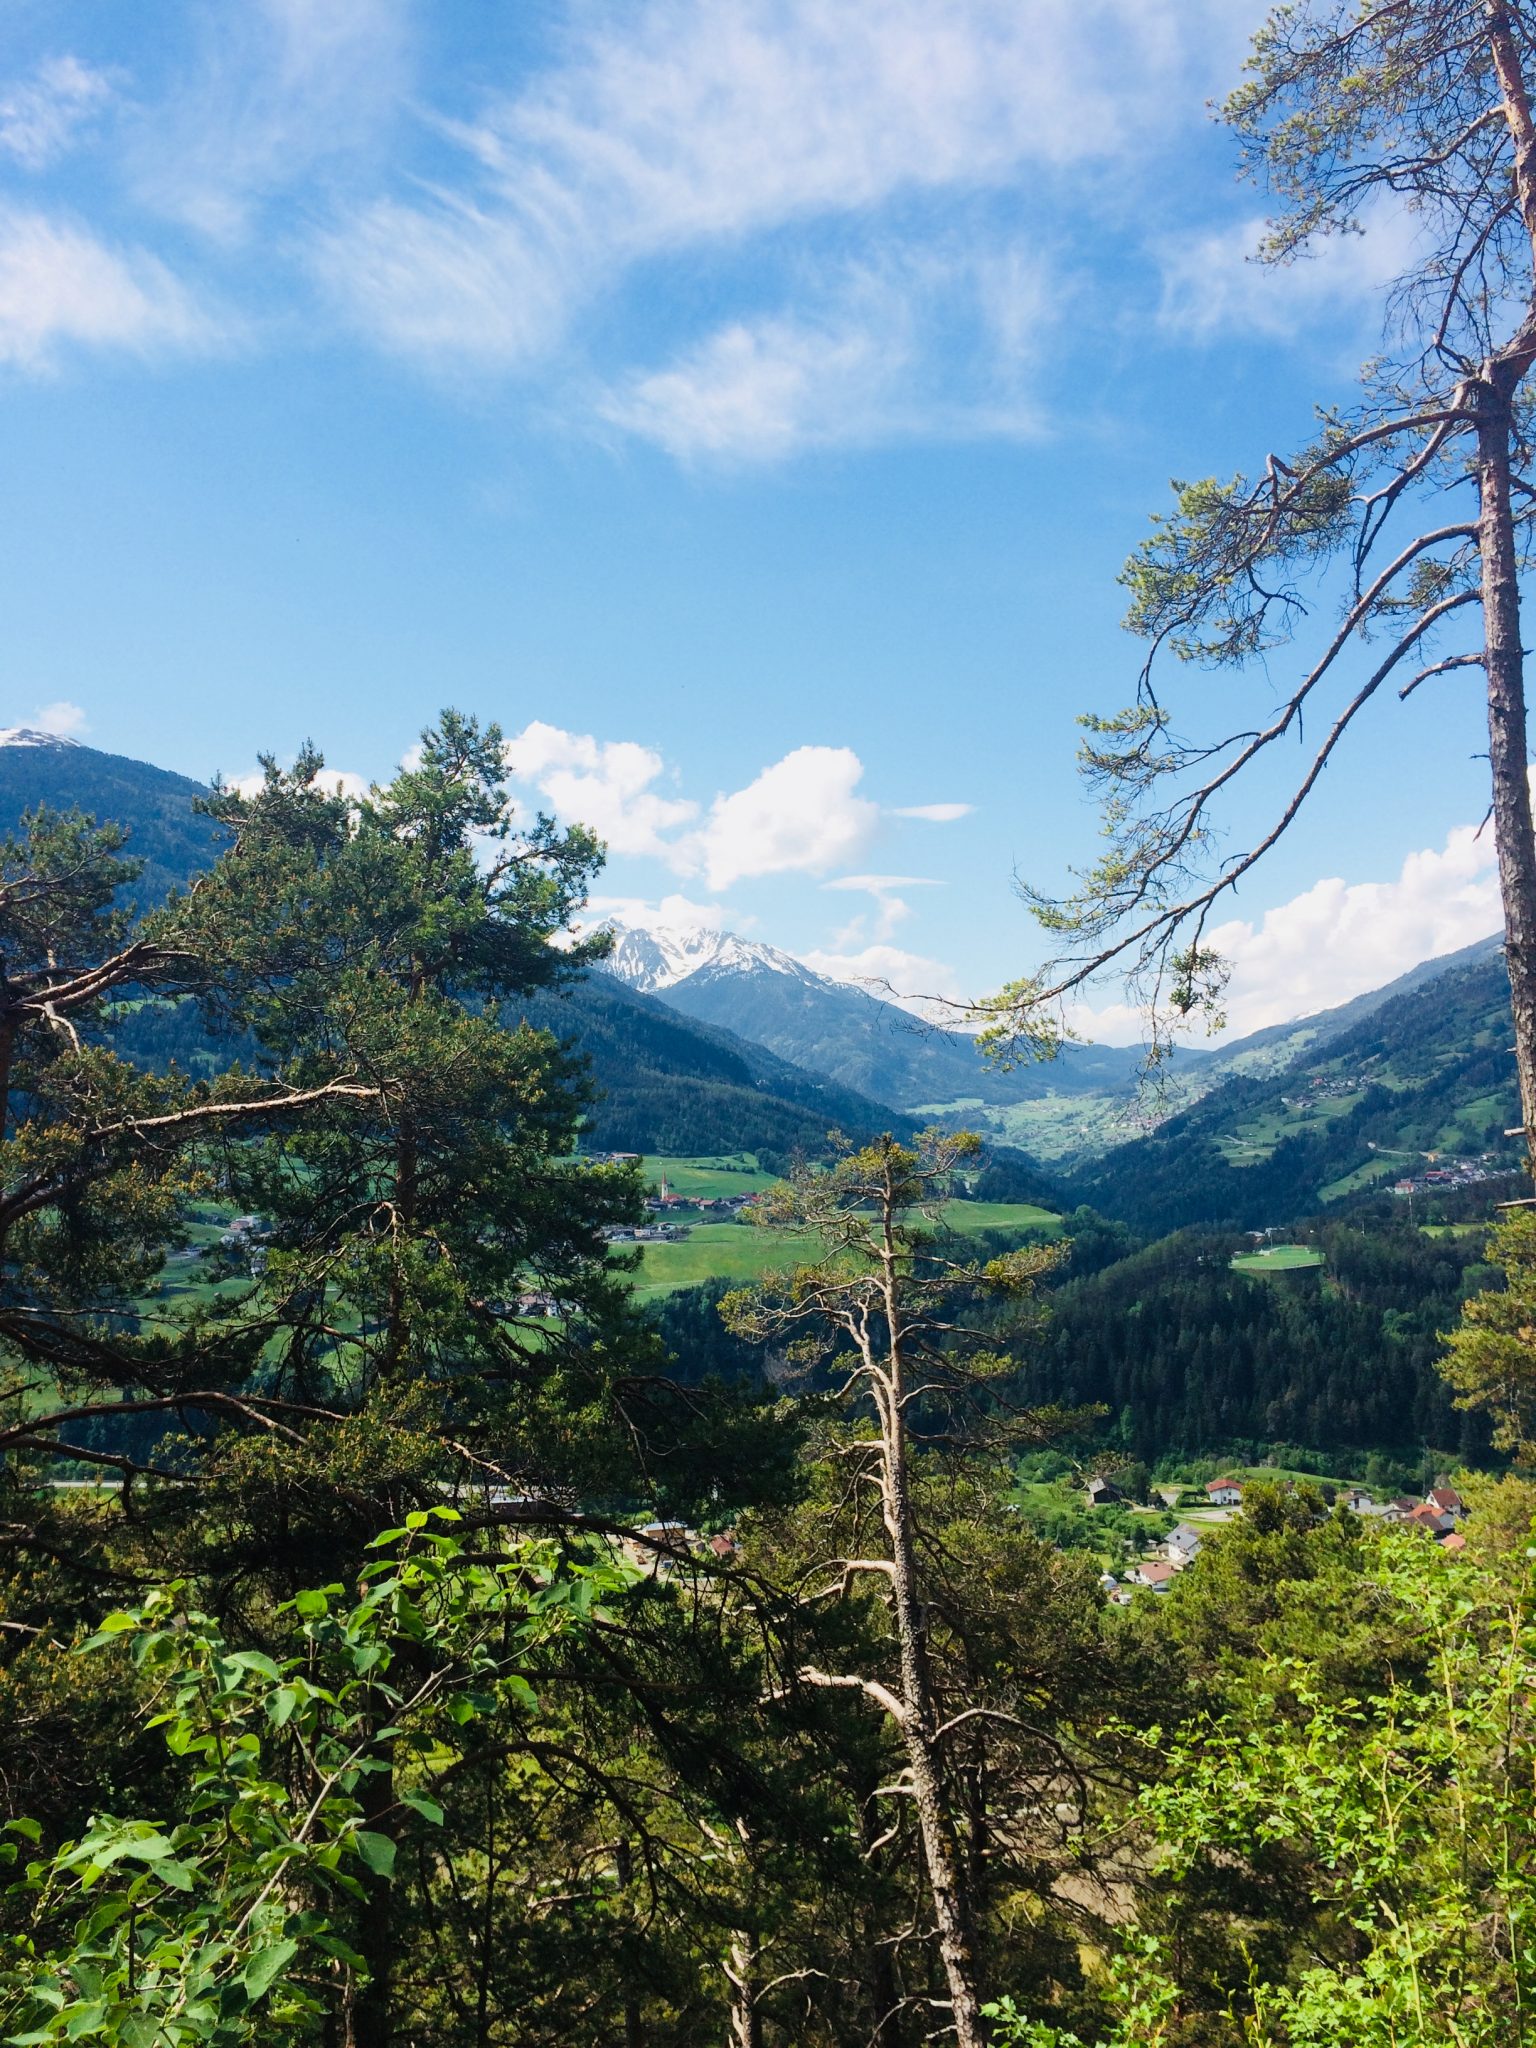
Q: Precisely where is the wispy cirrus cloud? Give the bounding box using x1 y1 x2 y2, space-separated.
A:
597 244 1050 462
0 55 113 172
311 0 1233 447
127 0 411 242
1156 202 1423 343
0 207 230 372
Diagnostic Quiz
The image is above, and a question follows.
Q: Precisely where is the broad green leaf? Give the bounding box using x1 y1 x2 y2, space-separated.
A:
242 1936 299 2002
353 1830 396 1878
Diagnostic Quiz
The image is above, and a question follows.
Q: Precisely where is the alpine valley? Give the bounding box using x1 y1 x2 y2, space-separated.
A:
0 729 1521 1228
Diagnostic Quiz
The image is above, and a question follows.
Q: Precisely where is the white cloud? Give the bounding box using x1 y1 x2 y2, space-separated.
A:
316 0 1228 379
0 207 225 371
503 724 884 892
599 303 900 464
693 745 878 890
1070 812 1504 1045
823 872 940 940
0 55 112 171
1207 820 1501 1034
596 244 1049 461
1157 202 1421 342
228 763 370 802
503 721 698 858
799 940 961 1016
128 0 411 242
583 892 733 934
893 801 972 822
32 699 88 737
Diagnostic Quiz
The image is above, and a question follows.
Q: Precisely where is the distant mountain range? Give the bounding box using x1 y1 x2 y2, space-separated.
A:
0 729 227 906
0 731 1519 1216
0 734 908 1168
599 921 1166 1109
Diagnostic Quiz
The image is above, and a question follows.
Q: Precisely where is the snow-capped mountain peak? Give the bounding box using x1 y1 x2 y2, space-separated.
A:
0 727 82 750
599 921 820 994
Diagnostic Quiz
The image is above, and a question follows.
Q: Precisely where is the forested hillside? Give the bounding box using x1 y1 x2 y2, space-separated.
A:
1025 1219 1494 1463
1071 951 1522 1229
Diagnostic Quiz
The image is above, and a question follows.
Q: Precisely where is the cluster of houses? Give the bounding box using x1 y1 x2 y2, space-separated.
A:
644 1183 758 1220
1340 1481 1467 1544
623 1519 739 1579
1095 1475 1468 1602
1391 1154 1508 1199
603 1222 690 1243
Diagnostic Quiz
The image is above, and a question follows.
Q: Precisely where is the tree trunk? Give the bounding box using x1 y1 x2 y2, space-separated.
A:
879 1265 988 2047
1476 391 1536 1179
725 1932 762 2048
615 1837 645 2048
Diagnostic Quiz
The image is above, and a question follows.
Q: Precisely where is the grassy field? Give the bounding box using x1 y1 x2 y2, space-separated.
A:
637 1155 777 1199
625 1223 825 1301
940 1199 1060 1235
1230 1245 1325 1275
623 1170 1062 1300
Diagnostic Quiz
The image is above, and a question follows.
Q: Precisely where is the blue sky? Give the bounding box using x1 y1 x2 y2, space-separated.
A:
0 1 1507 1039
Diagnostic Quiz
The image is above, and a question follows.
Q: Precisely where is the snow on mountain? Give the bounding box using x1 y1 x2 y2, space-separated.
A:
600 922 820 994
0 727 82 749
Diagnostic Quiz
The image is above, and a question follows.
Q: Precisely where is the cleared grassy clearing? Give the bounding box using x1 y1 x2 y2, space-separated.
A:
940 1200 1060 1235
626 1223 825 1301
1230 1246 1325 1275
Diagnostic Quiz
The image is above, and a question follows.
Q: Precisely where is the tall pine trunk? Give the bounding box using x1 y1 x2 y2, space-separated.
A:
1477 390 1536 1179
879 1258 988 2048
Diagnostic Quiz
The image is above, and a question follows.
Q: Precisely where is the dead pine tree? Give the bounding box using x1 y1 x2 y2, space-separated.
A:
980 3 1536 1179
723 1131 1065 2048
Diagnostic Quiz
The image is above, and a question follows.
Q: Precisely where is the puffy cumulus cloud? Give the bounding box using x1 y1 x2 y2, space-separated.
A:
0 55 113 172
503 721 698 858
799 940 961 1018
32 699 88 737
227 763 371 803
0 207 227 372
1206 820 1501 1034
893 801 972 823
1068 812 1505 1046
693 745 878 891
581 892 734 934
504 725 958 895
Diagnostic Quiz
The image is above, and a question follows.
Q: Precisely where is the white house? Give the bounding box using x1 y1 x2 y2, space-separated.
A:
1205 1477 1244 1507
